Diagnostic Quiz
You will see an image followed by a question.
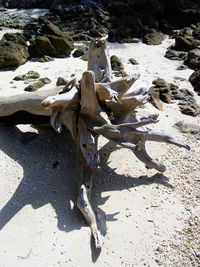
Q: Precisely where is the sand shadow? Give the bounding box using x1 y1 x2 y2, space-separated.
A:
0 125 173 261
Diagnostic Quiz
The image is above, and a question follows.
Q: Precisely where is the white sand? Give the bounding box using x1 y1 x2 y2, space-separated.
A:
0 28 199 266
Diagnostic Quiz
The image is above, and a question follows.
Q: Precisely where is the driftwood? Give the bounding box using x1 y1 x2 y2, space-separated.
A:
41 38 190 249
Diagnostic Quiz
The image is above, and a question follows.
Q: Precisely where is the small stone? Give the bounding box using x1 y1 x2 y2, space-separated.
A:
56 77 69 86
128 58 139 65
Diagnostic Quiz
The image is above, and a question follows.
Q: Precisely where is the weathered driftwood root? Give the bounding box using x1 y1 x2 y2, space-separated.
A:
77 184 103 250
76 148 103 250
41 38 190 250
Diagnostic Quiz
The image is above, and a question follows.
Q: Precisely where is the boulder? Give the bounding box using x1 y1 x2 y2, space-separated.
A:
164 49 187 61
170 85 199 116
0 41 29 68
24 78 51 92
29 35 74 58
110 55 124 71
13 71 40 81
29 36 55 57
72 46 88 58
143 31 166 45
152 78 172 103
189 70 200 94
174 36 200 52
2 32 27 46
184 49 200 70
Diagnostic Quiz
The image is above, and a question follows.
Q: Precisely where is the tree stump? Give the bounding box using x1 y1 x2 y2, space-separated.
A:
41 38 190 249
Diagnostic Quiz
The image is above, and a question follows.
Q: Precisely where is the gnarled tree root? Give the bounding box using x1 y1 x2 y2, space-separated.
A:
77 184 104 250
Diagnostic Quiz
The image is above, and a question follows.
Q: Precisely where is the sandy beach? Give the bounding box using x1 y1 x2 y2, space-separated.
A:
0 20 200 267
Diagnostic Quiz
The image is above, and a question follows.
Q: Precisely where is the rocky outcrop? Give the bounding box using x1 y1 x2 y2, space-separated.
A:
0 40 29 68
148 78 172 110
174 36 200 52
13 71 40 81
170 84 199 116
184 49 200 70
165 48 187 61
166 25 200 69
28 20 74 58
143 31 166 45
24 77 51 91
29 35 74 58
0 32 29 68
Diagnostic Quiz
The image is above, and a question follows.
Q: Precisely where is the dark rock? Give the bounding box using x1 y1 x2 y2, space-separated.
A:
178 105 199 116
164 49 187 61
72 46 87 58
171 87 200 116
148 86 163 110
128 58 139 65
152 78 172 103
56 77 69 86
0 41 29 68
29 36 55 57
38 55 54 62
184 49 200 70
47 35 74 57
143 31 165 45
192 28 200 39
189 70 200 94
110 55 124 71
29 35 74 58
174 36 200 52
170 84 186 100
13 71 40 81
2 32 27 46
189 70 200 87
81 52 88 61
0 0 52 8
41 19 64 36
24 77 51 92
176 64 187 70
113 70 128 78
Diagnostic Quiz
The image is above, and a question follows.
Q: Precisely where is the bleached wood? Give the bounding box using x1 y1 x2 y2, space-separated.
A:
88 39 112 83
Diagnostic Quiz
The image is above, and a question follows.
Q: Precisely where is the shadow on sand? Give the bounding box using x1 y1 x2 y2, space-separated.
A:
0 125 173 261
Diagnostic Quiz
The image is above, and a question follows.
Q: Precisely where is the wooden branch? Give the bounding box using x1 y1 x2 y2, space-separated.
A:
0 87 61 117
95 74 140 102
78 118 99 167
41 87 79 110
77 184 104 250
93 118 190 172
133 143 166 172
80 70 111 126
61 110 77 141
76 144 103 250
81 71 101 115
88 39 112 83
146 130 190 150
